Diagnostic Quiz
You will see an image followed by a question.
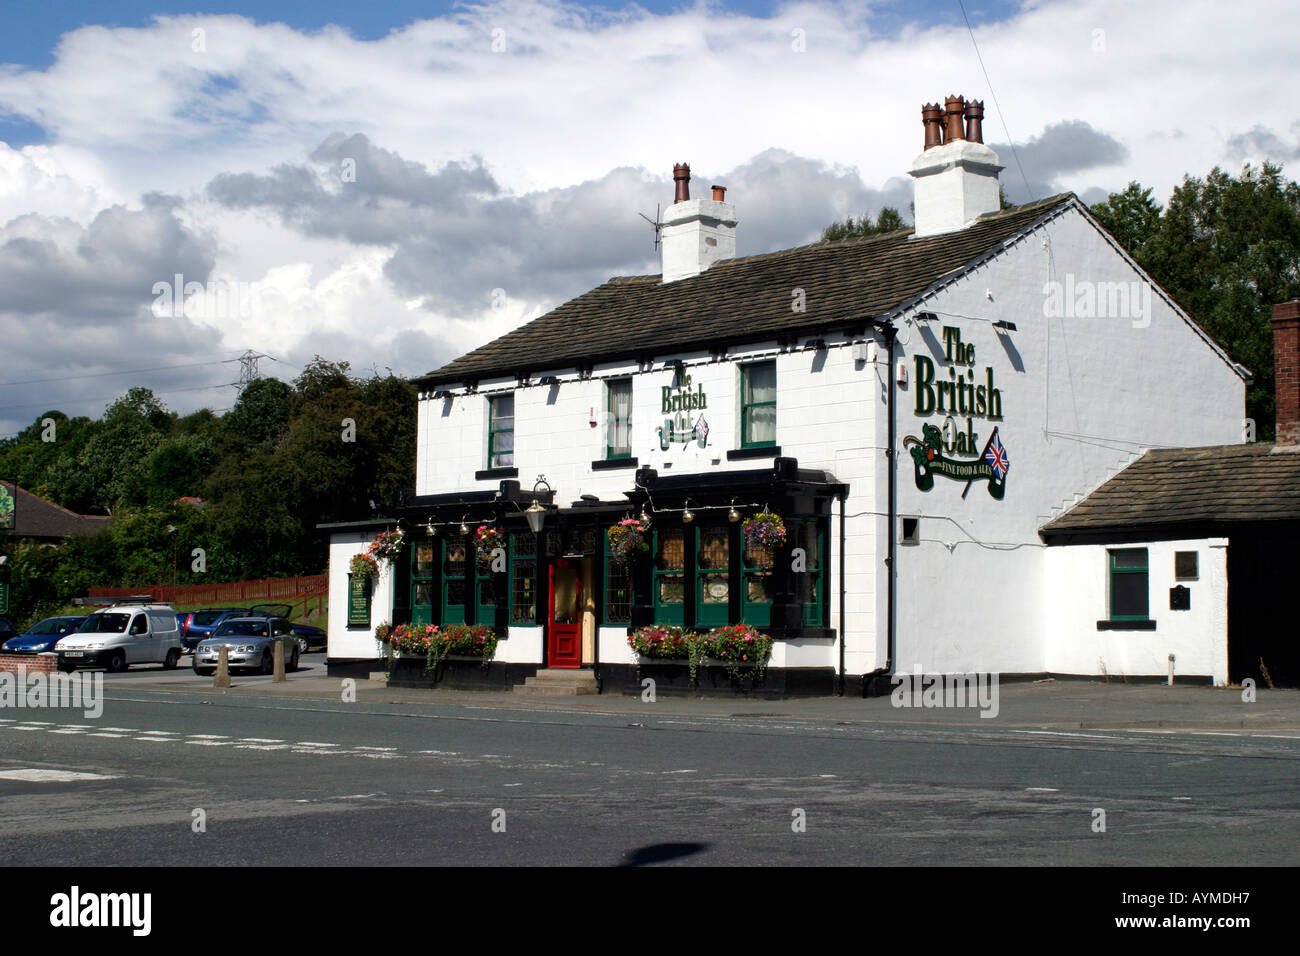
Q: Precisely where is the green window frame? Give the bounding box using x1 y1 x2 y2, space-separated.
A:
442 535 468 625
607 378 633 460
410 539 436 627
1108 548 1149 621
475 545 496 625
488 393 515 469
694 525 731 627
740 361 776 448
794 520 824 626
742 536 774 627
603 531 632 625
510 531 538 625
652 527 686 625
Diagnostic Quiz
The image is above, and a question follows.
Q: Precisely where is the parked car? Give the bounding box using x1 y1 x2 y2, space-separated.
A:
2 615 86 654
290 622 327 654
192 616 300 675
0 616 18 645
56 604 183 672
177 608 251 650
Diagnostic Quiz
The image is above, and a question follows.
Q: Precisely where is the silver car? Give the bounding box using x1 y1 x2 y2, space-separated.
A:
192 617 300 675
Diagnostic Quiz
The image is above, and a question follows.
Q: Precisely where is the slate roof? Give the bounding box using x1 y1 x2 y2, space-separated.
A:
1040 444 1300 539
419 193 1079 386
7 485 112 541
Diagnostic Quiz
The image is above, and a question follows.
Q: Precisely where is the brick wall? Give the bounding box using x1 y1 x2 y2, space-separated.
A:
1274 300 1300 446
0 654 58 675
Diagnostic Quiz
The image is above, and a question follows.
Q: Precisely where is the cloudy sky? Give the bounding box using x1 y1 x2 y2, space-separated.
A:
1 0 1296 436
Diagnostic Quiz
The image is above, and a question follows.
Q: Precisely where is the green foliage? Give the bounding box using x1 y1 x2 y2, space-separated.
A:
0 358 417 625
821 207 905 242
1091 163 1300 440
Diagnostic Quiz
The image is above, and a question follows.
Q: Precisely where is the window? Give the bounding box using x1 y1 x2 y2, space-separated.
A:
410 540 435 626
607 379 632 459
442 535 468 625
1108 548 1149 620
1175 551 1199 580
742 535 773 626
740 361 776 447
695 526 730 627
488 393 514 468
510 532 537 625
604 531 632 625
653 528 686 625
794 520 824 626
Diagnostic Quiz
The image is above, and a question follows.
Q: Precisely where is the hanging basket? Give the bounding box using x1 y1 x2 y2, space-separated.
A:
742 513 786 550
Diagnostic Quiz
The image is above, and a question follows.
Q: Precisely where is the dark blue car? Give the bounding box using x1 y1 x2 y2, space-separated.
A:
177 608 251 650
2 615 86 654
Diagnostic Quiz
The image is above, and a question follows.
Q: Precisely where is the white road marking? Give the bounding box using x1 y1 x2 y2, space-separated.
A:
294 741 338 747
139 730 177 736
235 744 290 751
87 732 126 739
1025 787 1060 792
189 734 230 739
135 736 179 743
50 729 88 735
9 726 44 731
185 740 234 746
1019 731 1121 740
239 738 284 743
100 727 135 732
354 746 396 752
0 769 119 782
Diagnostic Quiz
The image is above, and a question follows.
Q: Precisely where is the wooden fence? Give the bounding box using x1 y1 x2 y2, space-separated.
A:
89 573 329 617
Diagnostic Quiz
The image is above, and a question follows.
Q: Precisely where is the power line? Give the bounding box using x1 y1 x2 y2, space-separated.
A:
958 0 1036 203
0 380 237 415
0 357 243 389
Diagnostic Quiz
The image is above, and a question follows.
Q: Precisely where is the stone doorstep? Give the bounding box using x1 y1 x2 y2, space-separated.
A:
513 669 599 696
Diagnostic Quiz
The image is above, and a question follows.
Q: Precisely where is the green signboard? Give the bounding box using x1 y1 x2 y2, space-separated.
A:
0 481 14 531
347 573 371 628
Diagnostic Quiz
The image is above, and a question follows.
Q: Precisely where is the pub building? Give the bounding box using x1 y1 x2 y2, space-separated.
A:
324 95 1297 695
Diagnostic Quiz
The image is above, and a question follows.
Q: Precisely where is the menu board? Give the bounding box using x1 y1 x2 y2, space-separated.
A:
347 573 371 627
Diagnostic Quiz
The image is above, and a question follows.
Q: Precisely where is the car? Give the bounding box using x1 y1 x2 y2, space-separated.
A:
55 604 183 672
290 622 327 654
192 616 300 675
176 607 252 651
2 615 86 654
0 616 18 645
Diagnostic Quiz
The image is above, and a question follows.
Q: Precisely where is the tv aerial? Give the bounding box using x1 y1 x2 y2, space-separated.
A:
638 202 663 251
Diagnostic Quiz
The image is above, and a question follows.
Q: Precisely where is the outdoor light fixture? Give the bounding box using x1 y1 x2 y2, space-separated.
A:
915 311 937 323
682 501 695 524
433 389 452 400
992 319 1018 333
805 338 827 351
425 520 436 537
539 375 559 386
522 476 553 535
728 499 741 523
459 515 469 535
639 507 651 526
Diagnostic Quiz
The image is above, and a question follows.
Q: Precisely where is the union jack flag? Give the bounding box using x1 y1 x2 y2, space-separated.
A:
983 428 1009 481
695 415 710 443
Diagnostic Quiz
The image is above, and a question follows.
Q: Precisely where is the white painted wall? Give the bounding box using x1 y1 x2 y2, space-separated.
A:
1044 538 1228 684
889 206 1244 676
326 532 395 660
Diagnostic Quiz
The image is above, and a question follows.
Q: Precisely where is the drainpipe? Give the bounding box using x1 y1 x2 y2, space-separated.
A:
864 321 898 696
837 489 846 696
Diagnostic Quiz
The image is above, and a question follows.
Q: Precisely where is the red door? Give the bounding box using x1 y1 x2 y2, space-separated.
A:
547 559 582 668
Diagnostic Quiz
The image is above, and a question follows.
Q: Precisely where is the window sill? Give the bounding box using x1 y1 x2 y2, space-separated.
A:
591 457 638 471
1096 619 1156 631
475 466 519 480
727 445 782 461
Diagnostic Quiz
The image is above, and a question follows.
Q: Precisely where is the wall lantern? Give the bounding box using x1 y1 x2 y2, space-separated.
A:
432 389 452 400
682 500 695 524
523 477 553 534
539 375 559 387
992 319 1017 334
459 515 469 535
425 520 436 537
915 311 937 323
728 499 741 523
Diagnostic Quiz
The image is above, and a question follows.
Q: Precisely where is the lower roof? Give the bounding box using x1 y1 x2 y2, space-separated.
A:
1039 443 1300 541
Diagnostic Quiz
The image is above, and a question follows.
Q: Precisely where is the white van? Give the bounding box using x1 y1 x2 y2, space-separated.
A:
56 604 183 673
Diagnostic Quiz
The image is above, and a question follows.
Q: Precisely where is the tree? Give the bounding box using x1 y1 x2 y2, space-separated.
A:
821 207 905 242
1091 163 1300 439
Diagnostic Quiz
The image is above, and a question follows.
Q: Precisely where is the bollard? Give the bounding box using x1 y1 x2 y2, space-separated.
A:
273 640 286 683
214 645 231 688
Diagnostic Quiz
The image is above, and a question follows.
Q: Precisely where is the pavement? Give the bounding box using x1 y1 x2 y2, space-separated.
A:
99 660 1300 732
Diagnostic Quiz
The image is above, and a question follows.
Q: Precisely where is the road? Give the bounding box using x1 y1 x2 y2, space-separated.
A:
2 669 1298 866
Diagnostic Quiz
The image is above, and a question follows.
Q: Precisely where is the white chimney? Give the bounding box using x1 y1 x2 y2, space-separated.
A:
909 95 1003 238
660 164 738 283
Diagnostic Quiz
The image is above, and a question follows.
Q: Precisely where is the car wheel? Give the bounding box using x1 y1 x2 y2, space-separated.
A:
193 666 213 676
298 636 309 655
107 650 127 673
260 649 273 675
289 647 300 672
163 648 180 670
